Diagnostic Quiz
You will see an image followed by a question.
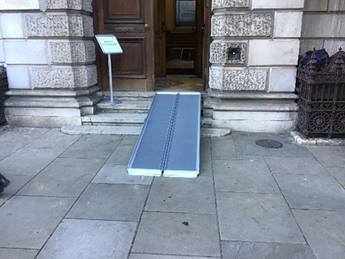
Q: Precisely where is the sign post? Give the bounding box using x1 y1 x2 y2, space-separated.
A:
107 53 114 104
95 34 123 105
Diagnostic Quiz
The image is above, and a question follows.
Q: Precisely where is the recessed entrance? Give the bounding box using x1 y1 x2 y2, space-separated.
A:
154 0 207 91
94 0 210 92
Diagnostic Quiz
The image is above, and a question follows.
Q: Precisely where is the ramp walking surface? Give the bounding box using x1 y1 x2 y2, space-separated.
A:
128 92 201 178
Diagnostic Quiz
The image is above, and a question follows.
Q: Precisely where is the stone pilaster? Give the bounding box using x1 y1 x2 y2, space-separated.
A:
0 0 100 127
207 0 304 132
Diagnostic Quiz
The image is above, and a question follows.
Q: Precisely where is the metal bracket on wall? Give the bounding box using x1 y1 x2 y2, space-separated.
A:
128 92 201 178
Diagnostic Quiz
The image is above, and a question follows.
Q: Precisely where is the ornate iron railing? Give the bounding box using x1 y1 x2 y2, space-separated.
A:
0 65 8 125
297 48 345 138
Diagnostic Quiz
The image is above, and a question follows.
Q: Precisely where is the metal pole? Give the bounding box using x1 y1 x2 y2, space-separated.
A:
107 53 114 105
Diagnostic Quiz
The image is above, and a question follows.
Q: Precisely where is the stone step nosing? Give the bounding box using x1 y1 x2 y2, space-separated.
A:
61 125 231 137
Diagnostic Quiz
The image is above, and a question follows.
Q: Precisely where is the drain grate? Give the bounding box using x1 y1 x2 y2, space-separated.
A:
255 139 283 149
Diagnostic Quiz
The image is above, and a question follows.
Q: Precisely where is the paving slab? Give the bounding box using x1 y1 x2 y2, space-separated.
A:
0 196 74 249
93 164 153 185
60 135 121 159
200 159 212 177
0 248 38 259
265 156 326 175
19 158 104 197
232 132 312 158
274 174 345 210
29 129 80 149
121 135 139 145
0 147 63 176
327 167 345 188
0 138 25 161
211 135 236 160
307 145 345 168
200 137 212 176
213 159 279 194
0 127 50 145
37 219 136 259
132 212 220 257
107 144 134 165
293 209 345 259
130 254 217 259
221 241 316 259
201 137 211 161
67 183 149 221
145 177 216 214
217 192 305 243
0 174 31 206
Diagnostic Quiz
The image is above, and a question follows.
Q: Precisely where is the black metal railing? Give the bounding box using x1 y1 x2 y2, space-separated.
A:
0 65 8 125
297 48 345 138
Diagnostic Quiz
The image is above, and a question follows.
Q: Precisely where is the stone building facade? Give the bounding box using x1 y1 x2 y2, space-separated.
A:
0 0 99 127
0 0 344 132
206 0 304 132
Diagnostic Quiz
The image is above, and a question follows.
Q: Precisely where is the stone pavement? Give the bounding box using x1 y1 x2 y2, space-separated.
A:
0 127 344 259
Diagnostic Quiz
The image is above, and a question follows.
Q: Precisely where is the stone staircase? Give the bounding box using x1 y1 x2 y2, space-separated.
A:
61 91 231 136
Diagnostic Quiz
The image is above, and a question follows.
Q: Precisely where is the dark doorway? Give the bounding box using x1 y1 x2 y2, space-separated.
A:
154 0 209 91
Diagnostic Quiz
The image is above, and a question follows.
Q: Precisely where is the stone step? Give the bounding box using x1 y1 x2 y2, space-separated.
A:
61 125 231 137
97 99 152 113
82 113 146 126
99 91 155 101
61 125 142 135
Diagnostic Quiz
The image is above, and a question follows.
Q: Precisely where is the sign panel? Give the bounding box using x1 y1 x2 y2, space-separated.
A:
95 34 123 54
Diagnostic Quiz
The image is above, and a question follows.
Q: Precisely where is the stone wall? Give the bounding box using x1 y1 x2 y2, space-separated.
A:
206 0 303 132
301 0 345 55
0 0 100 127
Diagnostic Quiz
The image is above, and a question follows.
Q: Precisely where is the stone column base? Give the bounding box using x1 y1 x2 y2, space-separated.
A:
204 89 298 133
4 86 101 127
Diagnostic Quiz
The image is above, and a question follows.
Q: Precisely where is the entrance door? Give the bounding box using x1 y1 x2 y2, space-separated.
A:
95 0 155 91
154 0 166 77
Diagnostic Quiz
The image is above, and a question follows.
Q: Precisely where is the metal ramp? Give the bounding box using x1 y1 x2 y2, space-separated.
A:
128 92 201 178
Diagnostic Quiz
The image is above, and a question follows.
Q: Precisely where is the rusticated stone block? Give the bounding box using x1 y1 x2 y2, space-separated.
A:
49 40 96 64
30 65 97 89
269 67 297 92
45 0 92 12
248 39 300 66
4 40 48 65
0 13 25 38
209 66 267 91
212 0 249 9
274 11 303 38
25 13 94 37
328 0 345 11
302 14 345 38
211 13 272 37
0 0 39 10
251 0 304 9
304 0 328 11
210 40 247 65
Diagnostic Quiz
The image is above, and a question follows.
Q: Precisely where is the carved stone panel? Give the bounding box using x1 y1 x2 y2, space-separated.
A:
49 40 96 64
211 13 273 37
212 0 249 9
31 65 97 89
210 40 248 65
209 66 267 91
25 13 94 37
